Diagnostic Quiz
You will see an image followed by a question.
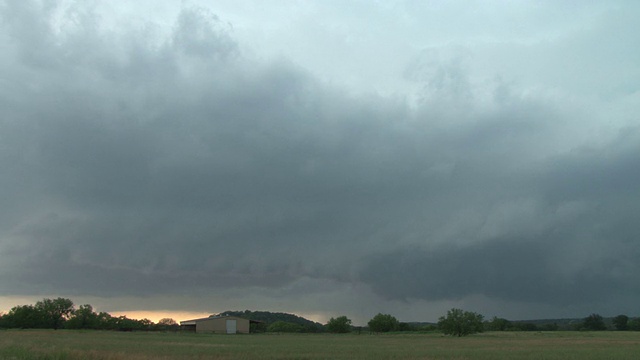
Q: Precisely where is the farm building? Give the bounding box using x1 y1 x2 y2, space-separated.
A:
180 315 258 334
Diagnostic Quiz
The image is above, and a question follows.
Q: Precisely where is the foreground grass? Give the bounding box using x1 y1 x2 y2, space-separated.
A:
1 330 639 359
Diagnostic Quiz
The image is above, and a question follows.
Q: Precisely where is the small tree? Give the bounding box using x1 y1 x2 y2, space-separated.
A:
613 315 629 331
438 308 484 337
326 315 352 333
582 313 606 331
368 313 400 333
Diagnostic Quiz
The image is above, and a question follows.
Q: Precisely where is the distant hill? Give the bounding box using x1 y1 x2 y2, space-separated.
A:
405 322 437 328
512 318 581 325
511 317 621 330
511 318 584 325
507 318 582 331
211 312 622 332
415 317 595 331
216 310 324 332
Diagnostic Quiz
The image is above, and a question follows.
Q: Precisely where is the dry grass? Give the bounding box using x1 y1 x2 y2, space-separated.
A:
1 330 639 359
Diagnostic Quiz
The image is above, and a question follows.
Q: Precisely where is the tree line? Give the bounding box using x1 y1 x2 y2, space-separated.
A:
324 310 640 336
3 299 640 336
485 313 640 332
0 298 178 331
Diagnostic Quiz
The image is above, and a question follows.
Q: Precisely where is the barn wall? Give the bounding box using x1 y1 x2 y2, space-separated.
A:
195 316 250 334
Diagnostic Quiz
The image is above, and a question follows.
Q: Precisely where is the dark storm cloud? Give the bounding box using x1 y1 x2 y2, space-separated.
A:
0 1 416 296
1 0 639 318
361 237 617 304
360 130 640 306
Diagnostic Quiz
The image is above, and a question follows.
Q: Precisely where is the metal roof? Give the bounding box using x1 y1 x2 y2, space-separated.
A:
180 315 263 325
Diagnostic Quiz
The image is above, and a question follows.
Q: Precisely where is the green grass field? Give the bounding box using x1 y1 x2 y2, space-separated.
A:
1 330 639 359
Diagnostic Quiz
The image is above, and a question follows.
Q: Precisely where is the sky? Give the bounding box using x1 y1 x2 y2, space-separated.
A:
1 0 639 325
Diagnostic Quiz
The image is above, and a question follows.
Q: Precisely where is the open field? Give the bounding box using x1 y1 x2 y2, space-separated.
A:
1 330 639 360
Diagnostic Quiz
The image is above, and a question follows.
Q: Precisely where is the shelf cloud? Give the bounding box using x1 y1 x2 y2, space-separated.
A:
1 0 639 323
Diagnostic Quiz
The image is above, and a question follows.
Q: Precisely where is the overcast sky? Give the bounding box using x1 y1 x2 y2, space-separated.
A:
1 0 640 324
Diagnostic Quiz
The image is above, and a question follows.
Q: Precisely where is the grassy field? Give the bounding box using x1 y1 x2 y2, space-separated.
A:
1 330 639 359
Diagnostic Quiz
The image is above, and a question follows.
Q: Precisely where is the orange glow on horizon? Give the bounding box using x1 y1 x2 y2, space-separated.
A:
0 296 331 325
110 310 329 325
109 310 212 323
110 311 328 324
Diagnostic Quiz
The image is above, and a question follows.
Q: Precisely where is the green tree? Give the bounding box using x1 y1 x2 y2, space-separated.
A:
0 304 41 328
437 308 484 337
326 315 352 333
250 321 268 333
582 313 606 331
368 313 400 333
66 304 99 329
35 298 74 330
113 316 151 331
96 311 116 330
613 315 629 331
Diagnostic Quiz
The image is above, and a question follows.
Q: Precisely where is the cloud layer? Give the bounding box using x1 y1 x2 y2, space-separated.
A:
1 0 639 322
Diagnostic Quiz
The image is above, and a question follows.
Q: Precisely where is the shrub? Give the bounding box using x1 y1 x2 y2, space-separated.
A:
368 313 400 332
326 316 352 333
437 308 484 337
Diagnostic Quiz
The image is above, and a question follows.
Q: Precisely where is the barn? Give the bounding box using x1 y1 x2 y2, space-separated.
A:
180 315 255 334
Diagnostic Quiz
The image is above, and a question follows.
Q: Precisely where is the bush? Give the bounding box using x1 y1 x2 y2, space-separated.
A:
613 315 629 331
326 316 352 333
368 313 400 333
582 314 606 331
437 308 484 337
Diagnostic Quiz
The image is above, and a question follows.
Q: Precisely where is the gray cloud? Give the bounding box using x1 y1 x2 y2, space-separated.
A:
1 0 639 321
